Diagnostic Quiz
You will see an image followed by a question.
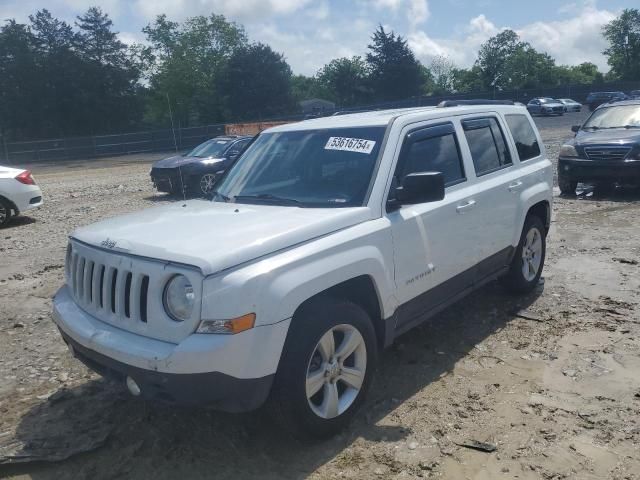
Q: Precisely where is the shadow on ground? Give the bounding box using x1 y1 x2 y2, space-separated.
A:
4 216 37 229
2 281 541 480
566 183 640 202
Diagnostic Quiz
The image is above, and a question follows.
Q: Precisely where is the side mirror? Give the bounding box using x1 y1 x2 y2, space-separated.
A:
571 125 580 133
227 150 241 160
394 172 445 206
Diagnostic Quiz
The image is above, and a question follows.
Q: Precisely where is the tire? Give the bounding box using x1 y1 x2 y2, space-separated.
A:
198 173 217 196
0 198 13 228
171 177 188 197
500 215 546 294
558 173 577 196
268 297 377 440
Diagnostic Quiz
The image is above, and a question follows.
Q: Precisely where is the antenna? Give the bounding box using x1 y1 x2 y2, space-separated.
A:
166 93 187 205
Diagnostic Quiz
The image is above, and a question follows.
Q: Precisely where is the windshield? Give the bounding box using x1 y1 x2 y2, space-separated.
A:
582 105 640 129
214 126 386 207
539 98 556 104
186 139 231 158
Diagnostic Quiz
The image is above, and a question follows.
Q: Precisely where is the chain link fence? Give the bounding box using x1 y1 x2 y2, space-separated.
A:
3 80 639 165
2 124 226 165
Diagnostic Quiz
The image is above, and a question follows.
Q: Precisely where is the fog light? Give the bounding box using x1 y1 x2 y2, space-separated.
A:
126 376 141 396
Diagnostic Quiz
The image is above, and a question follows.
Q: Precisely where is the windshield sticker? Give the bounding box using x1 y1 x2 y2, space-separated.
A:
325 137 376 154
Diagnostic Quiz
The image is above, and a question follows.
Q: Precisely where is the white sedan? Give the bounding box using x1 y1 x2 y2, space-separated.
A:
0 165 43 227
558 98 582 112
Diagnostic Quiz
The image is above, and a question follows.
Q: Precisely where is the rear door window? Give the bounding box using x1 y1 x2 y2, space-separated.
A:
505 114 541 161
462 117 512 176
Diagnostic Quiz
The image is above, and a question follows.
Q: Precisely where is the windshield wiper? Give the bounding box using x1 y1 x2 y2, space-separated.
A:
234 194 302 206
591 126 639 130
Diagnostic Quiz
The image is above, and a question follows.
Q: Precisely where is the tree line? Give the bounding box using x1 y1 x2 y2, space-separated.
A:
0 7 638 142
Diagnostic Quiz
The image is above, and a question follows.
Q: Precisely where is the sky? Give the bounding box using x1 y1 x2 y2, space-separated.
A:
0 0 635 75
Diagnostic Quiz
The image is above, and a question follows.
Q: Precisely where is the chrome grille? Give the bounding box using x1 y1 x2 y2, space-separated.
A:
68 248 149 324
584 146 632 161
64 239 202 343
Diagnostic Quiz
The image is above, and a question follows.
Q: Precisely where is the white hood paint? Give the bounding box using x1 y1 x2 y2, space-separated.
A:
72 200 370 275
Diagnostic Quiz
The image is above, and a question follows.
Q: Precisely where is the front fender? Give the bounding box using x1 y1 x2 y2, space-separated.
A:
200 219 396 327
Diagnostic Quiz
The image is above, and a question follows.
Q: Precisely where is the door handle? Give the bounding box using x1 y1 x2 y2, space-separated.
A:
456 199 476 213
508 180 523 192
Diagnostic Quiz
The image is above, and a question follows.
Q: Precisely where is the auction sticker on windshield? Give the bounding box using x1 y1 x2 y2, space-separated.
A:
325 137 376 154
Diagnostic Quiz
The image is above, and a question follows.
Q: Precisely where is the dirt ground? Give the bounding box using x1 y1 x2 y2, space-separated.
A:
1 111 639 480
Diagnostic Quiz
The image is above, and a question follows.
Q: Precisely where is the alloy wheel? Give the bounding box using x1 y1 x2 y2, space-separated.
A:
521 226 543 281
305 324 367 419
199 174 216 195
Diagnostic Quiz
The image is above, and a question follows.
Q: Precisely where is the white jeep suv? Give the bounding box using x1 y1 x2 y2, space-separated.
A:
53 101 552 438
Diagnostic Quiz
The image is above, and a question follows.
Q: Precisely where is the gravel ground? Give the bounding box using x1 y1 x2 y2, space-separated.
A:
1 111 640 480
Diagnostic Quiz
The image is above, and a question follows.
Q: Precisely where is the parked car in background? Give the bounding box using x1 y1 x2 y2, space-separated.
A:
0 166 43 227
53 102 552 438
150 135 252 196
585 91 627 111
557 98 582 112
558 99 640 195
630 90 640 99
526 98 565 116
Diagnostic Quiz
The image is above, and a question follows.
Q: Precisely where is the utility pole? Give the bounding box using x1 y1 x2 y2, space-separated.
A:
624 33 633 80
166 93 178 153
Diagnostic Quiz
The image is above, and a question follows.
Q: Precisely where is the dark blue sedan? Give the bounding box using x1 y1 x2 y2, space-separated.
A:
150 136 252 196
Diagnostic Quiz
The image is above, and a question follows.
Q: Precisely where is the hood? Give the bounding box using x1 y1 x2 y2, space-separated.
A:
573 128 640 146
540 102 564 108
71 201 370 275
152 155 223 169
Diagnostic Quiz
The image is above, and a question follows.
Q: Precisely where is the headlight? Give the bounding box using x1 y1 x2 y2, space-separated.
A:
201 158 223 165
163 275 195 322
559 145 578 158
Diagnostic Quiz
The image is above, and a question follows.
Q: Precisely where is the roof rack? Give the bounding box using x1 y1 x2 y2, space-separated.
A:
437 99 515 108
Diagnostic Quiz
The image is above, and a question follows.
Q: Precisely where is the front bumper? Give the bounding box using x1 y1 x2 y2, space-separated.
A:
150 168 182 193
52 286 290 411
558 157 640 182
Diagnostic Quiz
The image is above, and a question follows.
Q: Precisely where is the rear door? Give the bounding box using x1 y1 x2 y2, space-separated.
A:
458 114 522 280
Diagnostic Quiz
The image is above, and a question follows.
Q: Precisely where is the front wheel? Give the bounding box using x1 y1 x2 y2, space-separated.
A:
558 173 577 196
500 215 546 294
268 298 377 439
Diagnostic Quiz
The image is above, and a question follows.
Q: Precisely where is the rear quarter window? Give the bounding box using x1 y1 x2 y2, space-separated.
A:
505 114 541 161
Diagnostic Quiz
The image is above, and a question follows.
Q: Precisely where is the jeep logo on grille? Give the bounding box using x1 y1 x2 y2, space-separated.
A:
101 238 117 249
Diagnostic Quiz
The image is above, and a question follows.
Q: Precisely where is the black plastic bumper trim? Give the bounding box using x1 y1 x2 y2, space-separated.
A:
558 158 640 181
59 330 274 412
